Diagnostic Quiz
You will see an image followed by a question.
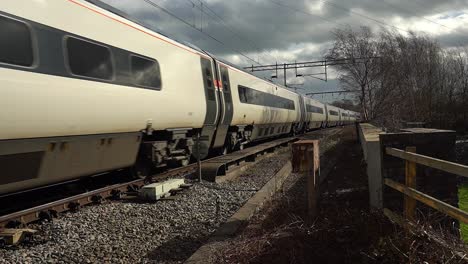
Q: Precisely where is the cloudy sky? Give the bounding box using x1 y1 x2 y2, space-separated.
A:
100 0 468 102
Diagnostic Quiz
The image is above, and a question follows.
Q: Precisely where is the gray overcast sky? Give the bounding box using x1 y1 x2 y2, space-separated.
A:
100 0 468 102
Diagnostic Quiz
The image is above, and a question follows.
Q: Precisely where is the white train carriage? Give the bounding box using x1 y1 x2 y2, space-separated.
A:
341 110 350 125
303 96 326 130
325 104 342 127
219 62 300 150
0 0 225 194
0 0 360 196
350 111 358 124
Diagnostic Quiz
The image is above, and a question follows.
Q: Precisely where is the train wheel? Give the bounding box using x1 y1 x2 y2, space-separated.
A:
180 157 190 167
239 143 244 151
221 146 228 155
133 160 152 179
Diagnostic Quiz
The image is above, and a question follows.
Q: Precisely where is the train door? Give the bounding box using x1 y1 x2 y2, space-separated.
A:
211 63 234 151
324 104 329 127
338 109 342 126
298 95 306 133
198 57 220 158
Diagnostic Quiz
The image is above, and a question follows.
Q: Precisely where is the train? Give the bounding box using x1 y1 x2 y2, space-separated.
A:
0 1 359 196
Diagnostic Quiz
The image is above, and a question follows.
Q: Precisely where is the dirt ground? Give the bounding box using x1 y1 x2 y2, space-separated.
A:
212 126 467 264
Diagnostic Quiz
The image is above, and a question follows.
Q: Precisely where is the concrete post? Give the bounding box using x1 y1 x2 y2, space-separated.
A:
358 123 384 209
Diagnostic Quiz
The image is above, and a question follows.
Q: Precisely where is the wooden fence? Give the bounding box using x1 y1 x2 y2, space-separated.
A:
384 146 468 224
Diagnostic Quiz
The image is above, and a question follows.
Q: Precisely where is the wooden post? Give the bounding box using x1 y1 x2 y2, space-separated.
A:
292 140 320 220
306 146 317 219
404 146 417 221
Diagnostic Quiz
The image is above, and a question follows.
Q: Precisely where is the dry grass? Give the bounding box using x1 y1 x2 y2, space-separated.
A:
212 128 467 263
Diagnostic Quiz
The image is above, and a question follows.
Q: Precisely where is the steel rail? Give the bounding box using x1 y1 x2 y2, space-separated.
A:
0 136 298 229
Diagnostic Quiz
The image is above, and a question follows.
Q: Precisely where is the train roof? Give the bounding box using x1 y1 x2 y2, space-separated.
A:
84 0 357 114
84 1 290 91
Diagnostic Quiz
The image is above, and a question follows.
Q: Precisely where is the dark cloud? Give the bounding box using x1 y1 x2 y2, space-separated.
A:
101 0 467 54
99 0 468 97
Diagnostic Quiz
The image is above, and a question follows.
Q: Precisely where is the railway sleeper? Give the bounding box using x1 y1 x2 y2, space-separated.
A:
5 220 23 229
0 228 37 246
67 201 80 211
91 195 103 204
110 189 123 200
38 210 57 221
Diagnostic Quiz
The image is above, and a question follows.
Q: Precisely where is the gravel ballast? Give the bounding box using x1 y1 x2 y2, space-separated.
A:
0 129 340 264
0 152 290 264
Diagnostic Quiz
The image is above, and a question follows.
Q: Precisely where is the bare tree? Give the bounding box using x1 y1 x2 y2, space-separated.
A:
326 26 380 121
326 26 468 131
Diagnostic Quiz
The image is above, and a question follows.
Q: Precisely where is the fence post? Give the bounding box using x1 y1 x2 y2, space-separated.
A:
307 146 319 219
292 140 320 220
404 146 417 221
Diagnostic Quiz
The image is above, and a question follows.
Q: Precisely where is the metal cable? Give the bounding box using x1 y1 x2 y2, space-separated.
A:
143 0 262 65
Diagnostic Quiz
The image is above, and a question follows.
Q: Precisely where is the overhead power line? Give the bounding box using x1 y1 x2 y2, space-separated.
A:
186 0 277 63
321 0 467 45
267 0 468 43
319 0 410 34
266 0 347 28
142 0 262 65
267 0 409 34
379 0 468 45
380 0 453 30
306 90 360 95
244 57 379 86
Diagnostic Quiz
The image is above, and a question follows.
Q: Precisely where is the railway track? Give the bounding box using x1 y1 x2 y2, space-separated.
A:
0 135 298 229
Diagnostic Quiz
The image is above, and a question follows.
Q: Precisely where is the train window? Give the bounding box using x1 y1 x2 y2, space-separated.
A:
205 67 213 87
0 16 34 67
237 85 295 110
207 89 216 101
222 75 229 91
66 37 113 80
329 110 339 116
131 55 161 89
238 86 248 103
306 104 324 114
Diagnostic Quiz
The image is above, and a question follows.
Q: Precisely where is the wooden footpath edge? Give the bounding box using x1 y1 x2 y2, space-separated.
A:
185 161 293 264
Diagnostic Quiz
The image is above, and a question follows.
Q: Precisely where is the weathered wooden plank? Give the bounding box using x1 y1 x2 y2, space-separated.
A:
386 147 468 178
404 147 417 221
292 140 320 220
384 178 468 224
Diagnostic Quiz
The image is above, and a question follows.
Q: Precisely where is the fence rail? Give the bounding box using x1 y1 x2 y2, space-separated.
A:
385 147 468 224
386 147 468 178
